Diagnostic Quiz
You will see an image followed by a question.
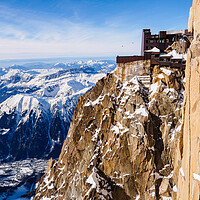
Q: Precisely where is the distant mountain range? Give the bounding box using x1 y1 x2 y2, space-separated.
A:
0 60 116 161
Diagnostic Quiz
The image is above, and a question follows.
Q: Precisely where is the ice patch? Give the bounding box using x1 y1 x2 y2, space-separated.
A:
163 88 178 95
84 93 110 107
136 195 140 200
92 128 100 142
161 197 172 200
86 167 112 198
173 185 177 193
0 128 10 135
110 124 120 134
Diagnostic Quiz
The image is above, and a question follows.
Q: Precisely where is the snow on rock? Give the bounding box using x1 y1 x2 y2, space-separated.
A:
163 88 178 96
0 128 10 135
43 85 60 97
176 124 182 133
161 50 187 60
92 128 100 142
150 81 160 97
169 50 186 60
86 167 112 198
160 68 173 76
193 173 200 182
135 105 149 117
84 94 107 107
110 123 121 134
158 74 165 79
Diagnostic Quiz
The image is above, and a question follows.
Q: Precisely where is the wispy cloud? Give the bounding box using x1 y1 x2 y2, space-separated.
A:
0 3 142 59
0 0 192 60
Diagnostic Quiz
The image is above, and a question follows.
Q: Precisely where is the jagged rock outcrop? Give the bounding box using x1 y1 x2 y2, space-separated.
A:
175 1 200 199
34 58 185 199
165 37 192 54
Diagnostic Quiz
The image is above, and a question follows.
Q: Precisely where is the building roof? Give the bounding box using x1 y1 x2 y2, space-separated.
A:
145 47 160 53
166 30 187 35
160 53 172 58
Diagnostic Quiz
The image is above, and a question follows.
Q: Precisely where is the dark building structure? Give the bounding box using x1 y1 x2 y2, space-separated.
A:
149 48 186 71
116 29 192 71
116 56 144 64
141 29 191 58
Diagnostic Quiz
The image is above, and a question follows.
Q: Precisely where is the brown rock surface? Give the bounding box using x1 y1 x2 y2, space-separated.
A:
165 37 191 54
189 0 200 38
33 1 200 199
175 1 200 199
33 58 185 199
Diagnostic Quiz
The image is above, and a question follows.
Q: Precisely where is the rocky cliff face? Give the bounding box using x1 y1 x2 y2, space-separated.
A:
189 0 200 38
175 1 200 199
165 37 192 54
34 58 185 199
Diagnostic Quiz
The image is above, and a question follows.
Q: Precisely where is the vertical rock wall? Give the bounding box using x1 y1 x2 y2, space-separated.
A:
115 60 151 84
176 1 200 199
189 0 200 38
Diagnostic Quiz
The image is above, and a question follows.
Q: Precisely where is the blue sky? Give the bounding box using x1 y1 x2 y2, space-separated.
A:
0 0 192 59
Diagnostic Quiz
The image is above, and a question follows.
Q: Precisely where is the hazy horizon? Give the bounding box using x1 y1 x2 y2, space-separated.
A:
0 56 116 67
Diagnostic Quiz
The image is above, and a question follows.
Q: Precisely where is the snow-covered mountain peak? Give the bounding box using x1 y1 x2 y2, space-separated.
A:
0 59 116 161
0 59 116 199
